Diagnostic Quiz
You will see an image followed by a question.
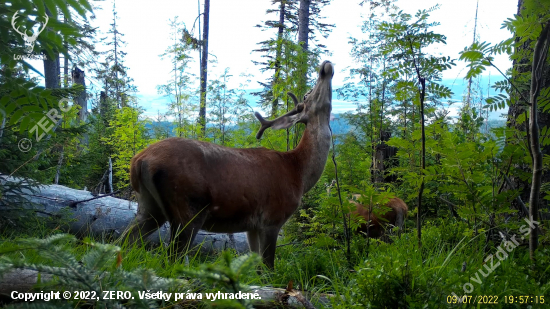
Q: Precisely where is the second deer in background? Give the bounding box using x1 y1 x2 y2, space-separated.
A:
350 195 408 239
326 181 408 240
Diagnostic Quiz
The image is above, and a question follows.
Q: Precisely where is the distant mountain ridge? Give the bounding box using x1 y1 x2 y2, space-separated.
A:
145 115 506 138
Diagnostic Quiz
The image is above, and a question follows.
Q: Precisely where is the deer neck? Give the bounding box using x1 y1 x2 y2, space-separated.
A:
292 114 331 193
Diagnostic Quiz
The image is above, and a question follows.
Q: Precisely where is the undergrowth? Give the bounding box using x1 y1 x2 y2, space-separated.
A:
1 216 549 308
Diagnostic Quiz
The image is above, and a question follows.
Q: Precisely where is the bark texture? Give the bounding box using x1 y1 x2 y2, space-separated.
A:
43 56 60 89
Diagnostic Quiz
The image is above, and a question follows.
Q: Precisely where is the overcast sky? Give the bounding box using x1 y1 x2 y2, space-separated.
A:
27 0 519 117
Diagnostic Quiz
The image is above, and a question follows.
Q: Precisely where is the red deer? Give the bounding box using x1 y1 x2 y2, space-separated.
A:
350 194 408 239
126 61 334 269
326 183 407 239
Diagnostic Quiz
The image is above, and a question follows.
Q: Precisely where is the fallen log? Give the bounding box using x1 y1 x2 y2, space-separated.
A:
0 175 249 254
0 268 334 308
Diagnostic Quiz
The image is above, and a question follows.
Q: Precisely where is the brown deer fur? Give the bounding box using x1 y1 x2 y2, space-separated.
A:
126 61 335 269
350 195 408 239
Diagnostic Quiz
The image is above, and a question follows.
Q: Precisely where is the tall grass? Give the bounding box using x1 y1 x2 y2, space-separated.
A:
1 216 549 308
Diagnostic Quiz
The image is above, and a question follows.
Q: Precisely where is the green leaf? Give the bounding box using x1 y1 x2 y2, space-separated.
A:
79 0 93 12
19 116 31 134
22 105 46 113
9 109 25 126
53 0 70 19
6 102 18 115
31 0 47 16
0 96 10 106
43 0 58 18
65 0 86 16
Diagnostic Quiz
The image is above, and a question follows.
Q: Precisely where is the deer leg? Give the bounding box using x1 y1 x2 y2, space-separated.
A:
247 229 261 254
259 226 281 269
126 189 166 246
169 207 208 255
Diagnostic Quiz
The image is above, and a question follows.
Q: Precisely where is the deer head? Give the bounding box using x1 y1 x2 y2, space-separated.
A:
11 11 49 54
125 61 334 269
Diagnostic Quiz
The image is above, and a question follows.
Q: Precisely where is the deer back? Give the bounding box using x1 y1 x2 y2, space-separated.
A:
351 196 408 238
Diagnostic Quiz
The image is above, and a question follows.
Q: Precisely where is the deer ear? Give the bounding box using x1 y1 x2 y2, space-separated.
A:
254 103 306 139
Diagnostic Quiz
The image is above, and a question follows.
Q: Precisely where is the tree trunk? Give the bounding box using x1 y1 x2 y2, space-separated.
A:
409 36 427 248
72 67 87 122
43 8 59 90
100 91 108 121
44 56 60 89
417 77 426 248
63 15 69 88
507 0 550 221
198 0 210 137
108 157 113 193
297 0 310 94
371 131 397 183
298 0 310 51
271 0 287 117
72 66 88 150
465 0 480 109
528 21 550 259
54 151 63 185
112 2 120 108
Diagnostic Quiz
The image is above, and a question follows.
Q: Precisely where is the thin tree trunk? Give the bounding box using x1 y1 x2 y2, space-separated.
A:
465 0 479 109
112 1 120 108
198 0 210 137
409 37 426 248
369 61 375 182
63 16 69 88
108 157 113 194
54 151 63 184
528 21 550 259
271 0 287 117
297 0 310 94
379 59 386 142
417 77 426 248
